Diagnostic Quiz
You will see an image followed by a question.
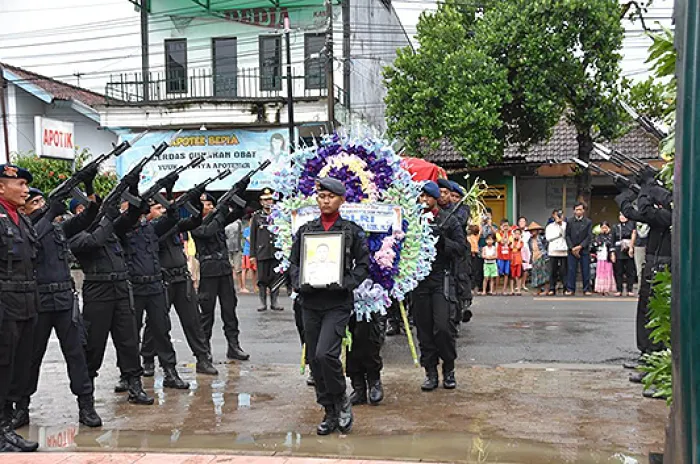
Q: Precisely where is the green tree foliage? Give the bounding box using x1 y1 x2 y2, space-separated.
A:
384 0 626 205
11 149 117 198
640 269 672 403
383 1 510 167
622 76 673 122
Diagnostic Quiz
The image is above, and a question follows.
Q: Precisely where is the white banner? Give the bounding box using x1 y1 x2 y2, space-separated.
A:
35 117 75 160
292 203 402 234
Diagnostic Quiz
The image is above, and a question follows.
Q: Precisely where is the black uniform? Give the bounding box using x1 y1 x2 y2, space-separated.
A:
69 213 144 381
0 204 39 432
23 201 97 405
289 217 370 408
413 208 465 383
191 207 247 359
616 184 671 355
612 220 637 294
141 213 212 365
250 209 282 311
346 311 385 404
451 204 472 327
117 215 179 370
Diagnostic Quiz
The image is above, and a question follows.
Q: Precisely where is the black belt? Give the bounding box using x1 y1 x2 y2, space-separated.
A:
130 274 163 284
84 272 129 282
163 266 188 277
0 280 36 292
198 253 226 262
37 281 74 293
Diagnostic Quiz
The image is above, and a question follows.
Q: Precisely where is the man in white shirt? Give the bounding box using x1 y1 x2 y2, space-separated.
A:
545 211 568 295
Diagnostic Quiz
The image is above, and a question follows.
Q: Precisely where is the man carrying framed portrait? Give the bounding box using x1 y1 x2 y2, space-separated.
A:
289 176 370 436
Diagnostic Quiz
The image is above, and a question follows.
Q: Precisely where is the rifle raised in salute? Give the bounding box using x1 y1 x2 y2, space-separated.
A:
139 154 207 209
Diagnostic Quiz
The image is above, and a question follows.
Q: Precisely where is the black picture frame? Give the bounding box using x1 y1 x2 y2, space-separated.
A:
300 231 345 288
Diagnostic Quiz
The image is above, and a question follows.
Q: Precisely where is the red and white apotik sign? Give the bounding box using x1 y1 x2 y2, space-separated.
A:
35 116 75 160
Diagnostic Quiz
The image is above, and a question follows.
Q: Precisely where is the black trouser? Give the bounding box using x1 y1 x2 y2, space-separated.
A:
257 258 279 287
293 298 305 347
614 258 637 293
471 254 484 291
346 314 384 377
413 274 457 370
198 274 240 353
303 306 350 407
83 297 142 379
142 278 210 363
636 261 666 354
0 318 35 410
386 299 401 330
548 256 567 293
27 310 92 398
133 292 177 367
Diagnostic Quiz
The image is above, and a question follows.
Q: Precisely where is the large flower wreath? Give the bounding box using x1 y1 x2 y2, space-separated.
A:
267 133 437 320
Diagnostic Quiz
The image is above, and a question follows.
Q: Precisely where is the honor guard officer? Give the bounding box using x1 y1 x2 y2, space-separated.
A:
116 198 189 389
448 181 473 327
192 193 249 362
615 172 672 381
69 172 154 406
289 177 370 436
251 188 283 312
13 183 102 430
142 198 218 375
0 164 40 453
414 181 465 391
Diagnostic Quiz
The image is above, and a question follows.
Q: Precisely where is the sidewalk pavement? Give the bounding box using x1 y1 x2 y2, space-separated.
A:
0 454 417 464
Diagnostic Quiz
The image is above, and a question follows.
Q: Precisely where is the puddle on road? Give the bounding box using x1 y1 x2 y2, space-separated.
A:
22 424 645 464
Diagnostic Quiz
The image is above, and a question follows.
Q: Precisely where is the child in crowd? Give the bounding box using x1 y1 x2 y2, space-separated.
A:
468 225 483 291
481 234 498 295
593 221 616 295
510 228 524 295
241 215 258 293
496 219 512 295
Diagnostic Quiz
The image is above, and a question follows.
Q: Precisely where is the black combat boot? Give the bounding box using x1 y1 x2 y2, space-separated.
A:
421 368 439 391
127 377 154 405
227 341 250 361
77 395 102 427
114 375 129 393
257 285 268 312
348 375 367 405
386 318 401 336
337 395 353 434
142 359 155 377
316 405 338 436
11 397 29 429
196 356 218 375
0 415 38 452
629 371 647 384
442 364 456 390
367 372 384 405
270 289 284 311
163 366 190 390
306 373 315 386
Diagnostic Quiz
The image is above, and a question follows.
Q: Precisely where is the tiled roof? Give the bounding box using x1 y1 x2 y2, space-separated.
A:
1 63 106 108
423 116 662 168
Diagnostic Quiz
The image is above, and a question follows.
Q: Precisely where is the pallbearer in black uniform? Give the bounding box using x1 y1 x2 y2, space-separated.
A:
0 164 40 453
116 195 189 389
192 193 249 361
413 181 464 391
142 197 218 375
250 188 283 312
13 182 102 429
69 171 153 406
289 177 370 435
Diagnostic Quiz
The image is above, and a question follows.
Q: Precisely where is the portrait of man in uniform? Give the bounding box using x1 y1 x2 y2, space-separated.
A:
301 232 344 288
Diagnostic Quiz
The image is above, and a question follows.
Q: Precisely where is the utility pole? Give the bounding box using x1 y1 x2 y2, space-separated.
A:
342 0 350 111
0 65 10 164
140 0 150 102
325 0 335 130
284 14 295 152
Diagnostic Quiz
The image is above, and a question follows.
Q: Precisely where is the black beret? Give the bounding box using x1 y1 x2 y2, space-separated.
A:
449 181 465 197
200 192 217 205
69 198 87 213
0 164 33 183
27 188 44 200
437 178 452 190
316 177 346 197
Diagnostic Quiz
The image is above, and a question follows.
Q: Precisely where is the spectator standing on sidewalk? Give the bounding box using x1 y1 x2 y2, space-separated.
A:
612 212 637 297
593 221 617 296
225 218 245 292
545 211 567 295
527 222 548 295
565 203 593 295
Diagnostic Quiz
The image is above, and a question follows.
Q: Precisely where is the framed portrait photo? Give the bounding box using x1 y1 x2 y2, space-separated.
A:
300 231 345 288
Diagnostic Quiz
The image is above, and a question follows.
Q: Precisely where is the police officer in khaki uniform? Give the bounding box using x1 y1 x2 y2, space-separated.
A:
250 188 283 311
0 164 40 452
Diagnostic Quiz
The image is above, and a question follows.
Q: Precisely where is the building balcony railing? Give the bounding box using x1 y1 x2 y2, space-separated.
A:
105 66 328 103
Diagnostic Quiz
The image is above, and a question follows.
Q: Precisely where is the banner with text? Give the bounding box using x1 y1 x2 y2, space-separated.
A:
116 129 289 192
292 204 402 234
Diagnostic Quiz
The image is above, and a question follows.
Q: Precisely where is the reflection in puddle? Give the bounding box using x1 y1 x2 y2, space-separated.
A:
238 392 251 409
21 425 646 464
